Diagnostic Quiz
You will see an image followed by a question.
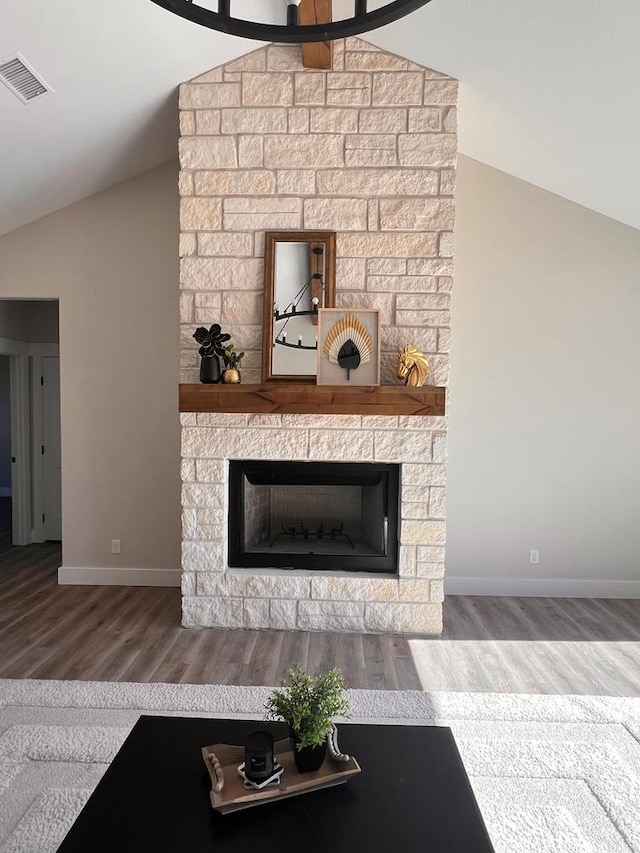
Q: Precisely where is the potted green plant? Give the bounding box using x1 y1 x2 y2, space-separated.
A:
221 344 245 384
265 665 350 772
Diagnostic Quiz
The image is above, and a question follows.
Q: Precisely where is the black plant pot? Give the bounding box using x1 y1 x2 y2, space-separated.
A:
290 733 327 773
199 355 221 384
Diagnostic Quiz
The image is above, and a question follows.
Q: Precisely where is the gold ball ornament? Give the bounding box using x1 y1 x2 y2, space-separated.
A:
222 368 241 384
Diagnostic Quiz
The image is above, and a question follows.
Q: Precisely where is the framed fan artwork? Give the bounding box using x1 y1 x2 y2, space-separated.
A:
317 309 380 386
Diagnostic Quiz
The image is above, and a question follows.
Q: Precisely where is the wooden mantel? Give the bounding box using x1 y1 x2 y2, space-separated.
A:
179 384 445 417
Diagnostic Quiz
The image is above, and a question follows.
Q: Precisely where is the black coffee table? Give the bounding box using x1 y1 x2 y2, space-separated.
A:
58 715 495 852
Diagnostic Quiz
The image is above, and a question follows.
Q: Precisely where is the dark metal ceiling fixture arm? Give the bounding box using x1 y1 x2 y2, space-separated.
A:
273 271 323 350
149 0 434 43
275 245 324 320
275 278 321 321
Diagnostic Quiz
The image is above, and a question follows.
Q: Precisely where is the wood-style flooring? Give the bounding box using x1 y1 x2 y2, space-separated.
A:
0 540 638 696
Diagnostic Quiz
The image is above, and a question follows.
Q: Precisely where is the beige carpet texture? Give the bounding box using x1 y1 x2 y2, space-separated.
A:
0 680 639 852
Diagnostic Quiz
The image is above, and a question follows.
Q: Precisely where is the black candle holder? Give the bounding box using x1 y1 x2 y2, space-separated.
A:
243 731 275 783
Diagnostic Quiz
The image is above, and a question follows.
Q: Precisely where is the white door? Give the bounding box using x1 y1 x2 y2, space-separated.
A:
42 356 61 541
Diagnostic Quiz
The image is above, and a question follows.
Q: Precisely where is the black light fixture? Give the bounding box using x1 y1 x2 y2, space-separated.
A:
273 247 324 352
149 0 433 43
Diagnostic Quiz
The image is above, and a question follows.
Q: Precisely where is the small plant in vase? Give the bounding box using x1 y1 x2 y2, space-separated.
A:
221 344 244 384
265 665 350 772
193 324 231 384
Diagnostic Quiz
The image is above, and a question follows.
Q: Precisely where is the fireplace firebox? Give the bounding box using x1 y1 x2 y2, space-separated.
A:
228 460 400 574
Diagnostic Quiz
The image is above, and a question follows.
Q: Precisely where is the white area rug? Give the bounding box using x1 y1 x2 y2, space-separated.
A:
0 679 639 852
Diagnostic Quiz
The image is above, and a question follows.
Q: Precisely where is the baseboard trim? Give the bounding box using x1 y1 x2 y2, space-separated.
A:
55 568 640 597
445 576 640 599
0 487 11 497
58 566 182 587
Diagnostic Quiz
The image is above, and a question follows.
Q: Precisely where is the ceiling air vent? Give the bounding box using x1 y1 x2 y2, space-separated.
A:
0 53 52 104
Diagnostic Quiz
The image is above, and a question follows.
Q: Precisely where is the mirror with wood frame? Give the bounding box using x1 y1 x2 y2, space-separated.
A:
262 230 336 382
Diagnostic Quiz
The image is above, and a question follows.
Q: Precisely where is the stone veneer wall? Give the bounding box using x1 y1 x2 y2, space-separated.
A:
179 38 457 635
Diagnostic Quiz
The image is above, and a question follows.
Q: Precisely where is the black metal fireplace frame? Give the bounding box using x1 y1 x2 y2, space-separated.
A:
228 460 400 574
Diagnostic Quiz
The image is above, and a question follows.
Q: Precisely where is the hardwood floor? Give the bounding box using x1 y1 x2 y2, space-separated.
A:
0 540 638 695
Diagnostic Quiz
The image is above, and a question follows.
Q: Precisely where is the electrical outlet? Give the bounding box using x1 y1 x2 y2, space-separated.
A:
111 539 121 555
529 549 540 564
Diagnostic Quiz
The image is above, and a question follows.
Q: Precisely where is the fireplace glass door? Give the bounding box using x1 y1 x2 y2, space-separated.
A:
228 461 399 574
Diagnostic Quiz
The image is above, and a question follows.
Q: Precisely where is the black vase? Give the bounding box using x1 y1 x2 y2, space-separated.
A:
290 733 327 773
199 355 221 384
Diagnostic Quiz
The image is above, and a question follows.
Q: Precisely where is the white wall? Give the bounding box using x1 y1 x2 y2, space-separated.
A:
0 164 181 579
446 155 640 596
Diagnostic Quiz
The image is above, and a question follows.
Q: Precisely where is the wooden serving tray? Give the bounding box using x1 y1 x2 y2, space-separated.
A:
202 739 361 814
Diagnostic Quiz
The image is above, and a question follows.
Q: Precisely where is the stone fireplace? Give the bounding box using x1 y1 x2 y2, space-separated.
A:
228 460 399 573
179 38 457 635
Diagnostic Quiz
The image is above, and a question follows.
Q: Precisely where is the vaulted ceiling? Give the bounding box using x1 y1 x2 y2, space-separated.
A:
1 0 639 236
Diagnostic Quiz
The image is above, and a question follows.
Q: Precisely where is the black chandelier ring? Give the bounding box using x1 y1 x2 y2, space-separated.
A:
149 0 434 43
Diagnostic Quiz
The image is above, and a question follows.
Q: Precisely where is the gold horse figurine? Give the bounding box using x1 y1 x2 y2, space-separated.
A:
397 344 430 387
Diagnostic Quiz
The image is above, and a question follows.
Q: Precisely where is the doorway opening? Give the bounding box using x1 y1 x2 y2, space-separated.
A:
0 355 11 544
0 299 60 547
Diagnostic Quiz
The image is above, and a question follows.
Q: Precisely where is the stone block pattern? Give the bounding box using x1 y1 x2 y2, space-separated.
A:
179 38 457 635
181 412 447 635
179 38 457 386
